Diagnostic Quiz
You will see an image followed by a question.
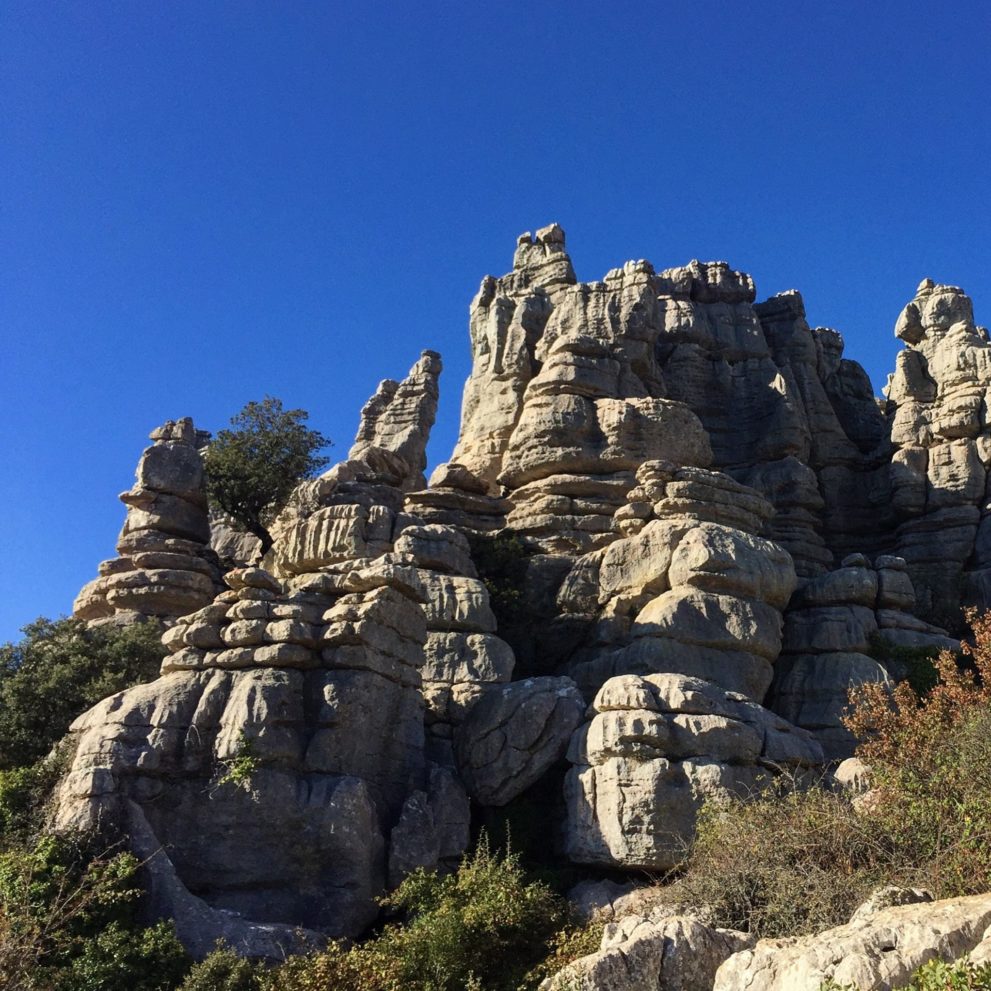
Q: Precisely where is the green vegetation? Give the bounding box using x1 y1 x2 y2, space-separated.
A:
214 733 261 793
822 957 991 989
0 617 166 770
203 397 330 554
466 531 531 620
0 832 188 991
271 837 598 991
867 633 943 697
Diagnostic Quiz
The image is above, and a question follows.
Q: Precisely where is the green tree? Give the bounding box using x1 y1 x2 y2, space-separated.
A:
203 397 330 555
0 618 166 771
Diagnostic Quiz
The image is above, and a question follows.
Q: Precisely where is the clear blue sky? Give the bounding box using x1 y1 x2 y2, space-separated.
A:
2 1 989 643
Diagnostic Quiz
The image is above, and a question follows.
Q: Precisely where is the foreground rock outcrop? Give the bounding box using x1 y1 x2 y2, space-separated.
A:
714 891 991 991
564 673 822 870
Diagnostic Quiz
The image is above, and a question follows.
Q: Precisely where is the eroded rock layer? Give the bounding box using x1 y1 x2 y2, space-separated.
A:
73 418 223 624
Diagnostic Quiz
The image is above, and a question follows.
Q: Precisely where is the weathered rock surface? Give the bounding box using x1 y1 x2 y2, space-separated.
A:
885 280 991 626
73 418 222 624
769 554 958 759
713 891 991 991
560 461 796 704
565 673 822 870
62 224 991 955
455 676 585 805
544 910 754 991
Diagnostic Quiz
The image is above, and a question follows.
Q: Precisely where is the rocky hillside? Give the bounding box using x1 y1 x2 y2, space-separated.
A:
49 224 991 980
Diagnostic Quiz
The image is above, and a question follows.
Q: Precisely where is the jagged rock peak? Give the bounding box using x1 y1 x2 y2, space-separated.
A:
348 349 441 492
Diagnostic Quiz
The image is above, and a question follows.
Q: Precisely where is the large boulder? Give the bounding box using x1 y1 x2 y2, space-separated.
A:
454 676 585 806
544 911 754 991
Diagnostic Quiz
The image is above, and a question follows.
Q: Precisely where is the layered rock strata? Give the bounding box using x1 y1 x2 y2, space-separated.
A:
73 418 222 624
564 672 823 870
769 554 958 760
57 558 443 942
885 280 991 625
558 460 796 703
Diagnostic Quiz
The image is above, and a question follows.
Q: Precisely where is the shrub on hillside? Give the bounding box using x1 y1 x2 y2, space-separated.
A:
0 617 166 770
846 608 991 897
271 836 597 991
0 831 188 991
669 784 887 938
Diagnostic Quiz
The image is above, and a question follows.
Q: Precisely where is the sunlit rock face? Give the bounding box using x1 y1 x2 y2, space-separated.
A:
73 418 223 625
885 280 991 626
59 223 991 947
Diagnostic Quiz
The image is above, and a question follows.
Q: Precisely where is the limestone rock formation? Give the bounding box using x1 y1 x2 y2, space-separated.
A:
349 349 441 493
769 554 958 759
73 418 222 624
559 460 797 703
544 911 754 991
713 891 991 991
60 223 991 957
885 280 991 625
57 364 471 955
454 676 585 806
395 522 518 768
564 672 823 870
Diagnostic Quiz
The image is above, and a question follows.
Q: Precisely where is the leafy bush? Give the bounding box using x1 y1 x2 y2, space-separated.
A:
847 608 991 897
466 531 531 619
896 959 991 990
822 957 991 989
271 837 593 991
0 748 71 843
179 944 264 991
0 831 188 990
204 397 330 554
665 610 991 940
0 617 166 770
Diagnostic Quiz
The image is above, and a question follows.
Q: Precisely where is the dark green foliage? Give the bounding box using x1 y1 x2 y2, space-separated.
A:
868 633 943 697
203 397 330 554
179 945 264 991
0 831 189 990
0 618 166 770
0 749 70 842
466 531 531 619
271 836 595 991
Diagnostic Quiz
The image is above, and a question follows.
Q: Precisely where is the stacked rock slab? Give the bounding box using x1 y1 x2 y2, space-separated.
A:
56 364 476 953
752 291 893 567
769 554 958 761
349 350 441 493
73 418 222 624
57 557 443 945
564 672 823 870
558 460 797 703
885 280 991 625
392 522 516 767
